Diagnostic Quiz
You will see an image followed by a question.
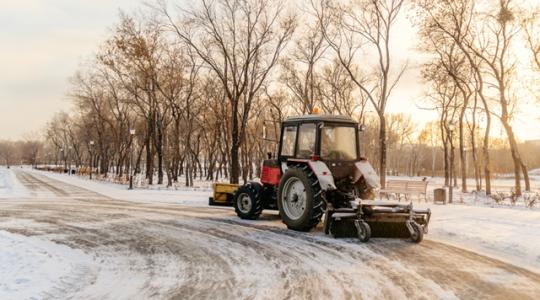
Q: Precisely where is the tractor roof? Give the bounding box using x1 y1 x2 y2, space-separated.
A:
283 114 357 124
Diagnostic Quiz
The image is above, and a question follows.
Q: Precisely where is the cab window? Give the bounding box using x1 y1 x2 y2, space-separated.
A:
281 126 297 156
320 125 357 160
296 123 316 158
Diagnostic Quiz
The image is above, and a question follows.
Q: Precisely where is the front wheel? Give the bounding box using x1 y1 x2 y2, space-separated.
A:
234 183 263 220
277 167 324 231
355 220 371 242
409 221 424 243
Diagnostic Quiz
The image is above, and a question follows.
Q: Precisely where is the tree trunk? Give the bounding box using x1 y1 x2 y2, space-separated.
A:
156 115 164 185
501 120 522 196
135 144 144 175
471 132 480 192
441 122 450 186
470 96 481 191
521 162 530 192
185 159 190 187
481 111 492 195
166 167 172 187
230 142 240 184
459 109 467 193
378 114 387 188
449 140 455 203
146 147 153 184
230 102 240 184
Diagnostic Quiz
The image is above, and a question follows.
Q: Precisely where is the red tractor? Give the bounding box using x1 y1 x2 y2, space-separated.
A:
210 114 430 242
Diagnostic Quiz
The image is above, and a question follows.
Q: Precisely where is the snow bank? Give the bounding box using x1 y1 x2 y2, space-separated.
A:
528 168 540 181
0 230 93 299
457 191 540 210
29 168 210 206
0 168 29 199
388 174 540 209
422 203 540 273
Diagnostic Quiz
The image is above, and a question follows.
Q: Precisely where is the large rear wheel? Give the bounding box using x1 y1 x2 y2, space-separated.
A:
277 167 324 231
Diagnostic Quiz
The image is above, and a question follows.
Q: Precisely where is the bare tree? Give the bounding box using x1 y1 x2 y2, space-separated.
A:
98 13 172 184
280 18 328 113
522 4 540 71
0 141 16 167
315 0 407 187
463 0 530 194
414 0 500 194
32 0 540 192
386 113 416 176
161 0 295 184
21 133 44 168
318 59 368 119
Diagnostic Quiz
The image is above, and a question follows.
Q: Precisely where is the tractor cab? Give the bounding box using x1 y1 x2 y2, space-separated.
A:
276 114 362 180
258 114 369 193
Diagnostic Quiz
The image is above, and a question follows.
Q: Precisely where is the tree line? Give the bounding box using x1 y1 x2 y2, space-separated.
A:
5 0 539 195
414 0 540 196
41 0 411 188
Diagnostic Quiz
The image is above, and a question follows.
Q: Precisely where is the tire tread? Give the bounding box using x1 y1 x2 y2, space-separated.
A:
278 165 324 231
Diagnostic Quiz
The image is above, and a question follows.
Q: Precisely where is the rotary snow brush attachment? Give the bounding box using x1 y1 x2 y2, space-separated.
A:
323 201 431 243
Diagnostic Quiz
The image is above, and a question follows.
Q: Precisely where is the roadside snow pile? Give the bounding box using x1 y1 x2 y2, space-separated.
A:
29 168 210 206
0 168 29 199
426 204 540 273
0 230 93 299
81 172 215 192
529 168 540 181
492 168 540 181
34 165 217 191
387 174 540 209
455 191 540 210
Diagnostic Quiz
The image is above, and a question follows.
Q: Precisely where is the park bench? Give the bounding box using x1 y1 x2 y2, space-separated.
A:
379 179 429 202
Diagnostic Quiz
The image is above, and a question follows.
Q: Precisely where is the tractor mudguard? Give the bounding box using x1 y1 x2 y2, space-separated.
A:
307 161 337 190
353 160 380 189
283 160 337 191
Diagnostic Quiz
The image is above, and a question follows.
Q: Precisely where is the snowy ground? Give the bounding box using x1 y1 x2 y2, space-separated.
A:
0 167 29 199
26 168 211 206
0 230 93 299
27 167 540 272
423 204 540 273
1 166 539 299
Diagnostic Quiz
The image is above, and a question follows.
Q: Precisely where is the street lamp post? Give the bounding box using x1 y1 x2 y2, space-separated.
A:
448 122 455 204
89 141 94 180
129 129 136 190
60 148 65 171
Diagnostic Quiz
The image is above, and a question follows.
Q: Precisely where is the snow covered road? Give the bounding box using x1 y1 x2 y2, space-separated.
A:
1 168 539 299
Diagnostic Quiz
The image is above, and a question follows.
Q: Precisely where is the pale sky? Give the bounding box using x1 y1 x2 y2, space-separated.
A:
0 0 142 140
0 0 539 141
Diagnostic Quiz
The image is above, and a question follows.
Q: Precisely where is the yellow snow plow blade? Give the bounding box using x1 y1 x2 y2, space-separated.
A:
209 183 239 206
